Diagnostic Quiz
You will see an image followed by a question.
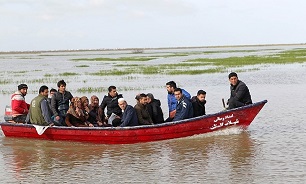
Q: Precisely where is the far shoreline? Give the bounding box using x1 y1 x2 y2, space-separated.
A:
1 43 306 55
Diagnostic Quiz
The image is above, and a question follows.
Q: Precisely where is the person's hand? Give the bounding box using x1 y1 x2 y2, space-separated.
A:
97 121 103 126
169 110 176 118
55 116 60 121
88 123 94 127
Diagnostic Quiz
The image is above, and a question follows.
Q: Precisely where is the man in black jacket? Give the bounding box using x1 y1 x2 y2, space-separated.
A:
227 72 252 109
51 80 73 126
99 86 123 119
191 90 206 117
147 93 164 124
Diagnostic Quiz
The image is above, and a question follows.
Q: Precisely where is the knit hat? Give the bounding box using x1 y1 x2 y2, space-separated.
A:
18 84 28 90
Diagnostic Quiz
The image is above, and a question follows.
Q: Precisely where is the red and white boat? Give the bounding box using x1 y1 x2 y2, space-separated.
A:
0 100 267 144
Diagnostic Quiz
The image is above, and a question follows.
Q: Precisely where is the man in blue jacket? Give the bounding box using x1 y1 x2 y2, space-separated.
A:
166 81 191 122
173 88 193 122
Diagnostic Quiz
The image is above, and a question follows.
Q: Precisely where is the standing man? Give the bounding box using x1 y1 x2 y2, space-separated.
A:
51 80 73 126
134 93 153 125
191 90 207 117
11 84 30 123
173 88 193 121
29 85 53 126
166 81 191 121
227 72 252 109
113 98 139 127
99 86 123 119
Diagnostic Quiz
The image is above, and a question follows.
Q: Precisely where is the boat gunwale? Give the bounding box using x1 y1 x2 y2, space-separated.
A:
0 100 267 131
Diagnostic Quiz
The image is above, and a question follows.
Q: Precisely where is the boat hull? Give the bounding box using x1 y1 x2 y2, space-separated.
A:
0 100 267 144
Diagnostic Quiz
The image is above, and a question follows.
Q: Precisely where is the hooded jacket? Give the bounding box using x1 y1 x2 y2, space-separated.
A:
147 99 164 124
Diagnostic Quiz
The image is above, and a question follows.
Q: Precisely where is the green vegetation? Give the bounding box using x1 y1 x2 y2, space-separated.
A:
77 87 107 93
44 73 52 77
12 71 28 73
76 64 90 67
0 79 13 84
72 57 156 62
59 72 78 76
185 49 306 67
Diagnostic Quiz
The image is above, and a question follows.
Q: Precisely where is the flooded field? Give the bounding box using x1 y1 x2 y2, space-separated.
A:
1 45 306 183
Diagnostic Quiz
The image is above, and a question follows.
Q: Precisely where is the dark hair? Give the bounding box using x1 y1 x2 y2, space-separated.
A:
39 85 49 93
50 88 57 93
197 90 206 96
166 81 177 88
108 86 116 92
228 72 238 79
174 88 182 93
18 84 28 90
139 93 147 99
57 80 66 88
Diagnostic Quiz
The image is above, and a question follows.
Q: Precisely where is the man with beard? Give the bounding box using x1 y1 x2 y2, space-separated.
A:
112 98 139 127
227 72 252 109
165 81 191 122
29 85 54 126
134 93 153 125
191 90 207 117
11 84 30 123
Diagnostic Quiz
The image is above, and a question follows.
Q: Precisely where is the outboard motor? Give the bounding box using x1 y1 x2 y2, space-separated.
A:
4 105 13 122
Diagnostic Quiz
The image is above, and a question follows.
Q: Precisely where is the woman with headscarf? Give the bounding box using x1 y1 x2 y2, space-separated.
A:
88 95 106 126
65 97 93 127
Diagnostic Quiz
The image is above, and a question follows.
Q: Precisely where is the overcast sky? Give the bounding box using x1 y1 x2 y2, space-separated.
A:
1 0 306 51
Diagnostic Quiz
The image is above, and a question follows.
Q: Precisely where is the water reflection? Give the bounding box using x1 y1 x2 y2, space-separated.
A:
0 132 257 183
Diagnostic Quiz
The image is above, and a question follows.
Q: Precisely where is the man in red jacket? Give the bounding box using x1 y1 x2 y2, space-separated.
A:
11 84 30 123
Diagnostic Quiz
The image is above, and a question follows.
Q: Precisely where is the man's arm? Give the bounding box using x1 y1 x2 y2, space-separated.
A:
50 94 58 116
41 99 53 125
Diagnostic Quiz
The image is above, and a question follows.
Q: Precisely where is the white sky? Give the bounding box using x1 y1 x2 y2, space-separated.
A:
1 0 306 51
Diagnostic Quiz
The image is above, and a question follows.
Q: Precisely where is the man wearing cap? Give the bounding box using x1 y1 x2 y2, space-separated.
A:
112 98 139 127
11 84 30 123
227 72 252 109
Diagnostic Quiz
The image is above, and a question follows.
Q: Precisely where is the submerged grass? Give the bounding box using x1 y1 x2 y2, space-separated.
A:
185 49 306 67
72 57 156 62
59 72 78 76
75 64 90 67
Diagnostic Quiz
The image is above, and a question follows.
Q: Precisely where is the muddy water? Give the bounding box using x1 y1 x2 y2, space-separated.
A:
1 45 306 183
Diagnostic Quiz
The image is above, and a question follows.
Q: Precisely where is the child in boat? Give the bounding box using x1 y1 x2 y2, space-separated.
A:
65 97 93 127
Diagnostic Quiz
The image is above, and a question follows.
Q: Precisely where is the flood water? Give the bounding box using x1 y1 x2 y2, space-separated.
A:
1 45 306 183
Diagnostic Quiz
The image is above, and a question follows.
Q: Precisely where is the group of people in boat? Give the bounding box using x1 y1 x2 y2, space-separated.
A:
9 72 252 127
